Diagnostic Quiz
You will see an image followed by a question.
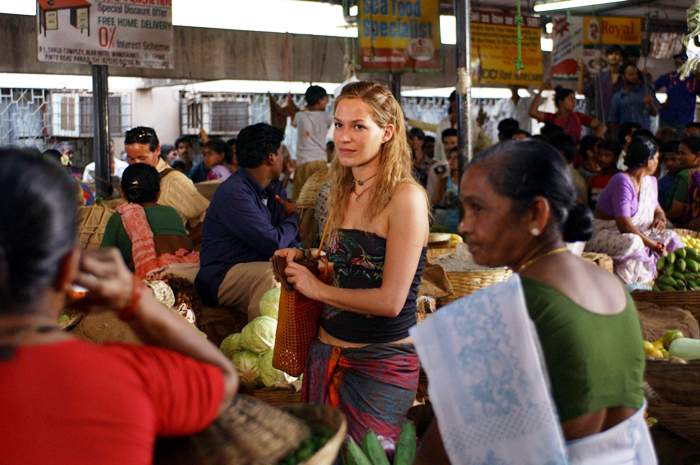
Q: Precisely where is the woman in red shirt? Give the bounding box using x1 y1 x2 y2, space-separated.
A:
529 81 605 144
0 148 238 465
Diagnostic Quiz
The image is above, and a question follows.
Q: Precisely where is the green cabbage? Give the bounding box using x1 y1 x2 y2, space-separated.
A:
259 286 280 319
219 333 242 358
241 316 277 353
232 350 261 386
259 350 297 388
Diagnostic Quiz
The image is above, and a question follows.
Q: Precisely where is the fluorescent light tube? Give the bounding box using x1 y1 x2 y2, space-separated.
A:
534 0 626 12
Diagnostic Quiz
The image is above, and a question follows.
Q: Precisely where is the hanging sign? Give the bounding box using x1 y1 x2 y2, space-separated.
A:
37 0 174 69
551 15 641 80
470 10 543 86
357 0 441 72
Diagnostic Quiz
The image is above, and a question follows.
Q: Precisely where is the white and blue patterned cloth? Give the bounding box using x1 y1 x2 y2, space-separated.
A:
411 275 657 465
411 275 567 465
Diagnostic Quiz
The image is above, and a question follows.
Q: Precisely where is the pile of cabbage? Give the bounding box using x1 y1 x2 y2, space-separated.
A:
219 287 298 388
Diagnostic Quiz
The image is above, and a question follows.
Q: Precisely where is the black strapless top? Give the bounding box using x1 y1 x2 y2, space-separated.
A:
321 229 427 343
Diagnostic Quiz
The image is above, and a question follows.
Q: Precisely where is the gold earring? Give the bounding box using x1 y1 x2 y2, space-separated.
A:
530 228 541 236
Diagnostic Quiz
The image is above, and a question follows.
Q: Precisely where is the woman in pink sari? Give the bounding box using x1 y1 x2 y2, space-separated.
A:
101 164 199 278
585 136 682 284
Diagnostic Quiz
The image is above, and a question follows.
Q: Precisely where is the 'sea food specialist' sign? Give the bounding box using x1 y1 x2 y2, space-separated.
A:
471 10 543 86
37 0 174 69
358 0 441 72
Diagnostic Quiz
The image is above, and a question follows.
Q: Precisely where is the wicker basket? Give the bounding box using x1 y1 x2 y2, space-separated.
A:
243 386 303 407
581 252 614 274
632 291 700 323
645 359 700 406
296 168 329 209
439 268 512 306
78 204 114 249
427 247 455 263
154 395 310 465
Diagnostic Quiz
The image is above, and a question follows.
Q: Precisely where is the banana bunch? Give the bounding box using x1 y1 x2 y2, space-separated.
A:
643 329 684 360
654 248 700 291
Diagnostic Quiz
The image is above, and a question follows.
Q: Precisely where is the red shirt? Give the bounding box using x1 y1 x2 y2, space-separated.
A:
0 339 224 465
542 111 593 144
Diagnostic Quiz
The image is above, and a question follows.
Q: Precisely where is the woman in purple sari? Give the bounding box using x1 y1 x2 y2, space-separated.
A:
585 136 682 284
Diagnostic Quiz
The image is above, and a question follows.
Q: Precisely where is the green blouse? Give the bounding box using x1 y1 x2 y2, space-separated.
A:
101 204 187 268
522 277 645 422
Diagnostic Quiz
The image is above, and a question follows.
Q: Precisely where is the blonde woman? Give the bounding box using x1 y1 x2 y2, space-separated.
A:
275 81 429 446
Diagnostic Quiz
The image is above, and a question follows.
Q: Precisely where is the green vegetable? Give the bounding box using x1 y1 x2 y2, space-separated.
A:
362 431 390 465
669 338 700 361
259 286 281 319
663 330 685 349
232 350 261 386
688 260 700 273
668 253 676 265
220 333 242 358
657 256 666 272
677 259 687 273
345 437 373 465
241 316 277 353
677 248 687 259
393 422 416 465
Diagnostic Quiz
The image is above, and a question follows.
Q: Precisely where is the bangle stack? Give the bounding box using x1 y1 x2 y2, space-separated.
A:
118 276 145 321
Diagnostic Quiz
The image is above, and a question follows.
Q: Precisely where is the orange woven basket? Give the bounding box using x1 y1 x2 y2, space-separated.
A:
272 222 331 377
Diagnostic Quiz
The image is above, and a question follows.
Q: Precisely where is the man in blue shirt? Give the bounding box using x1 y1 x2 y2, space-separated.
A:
196 123 299 318
655 52 700 136
608 63 659 136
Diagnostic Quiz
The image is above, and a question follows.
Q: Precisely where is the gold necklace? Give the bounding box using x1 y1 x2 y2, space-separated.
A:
517 246 569 272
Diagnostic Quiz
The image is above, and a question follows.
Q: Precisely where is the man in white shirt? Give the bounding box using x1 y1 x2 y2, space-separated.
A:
434 91 492 162
292 85 333 200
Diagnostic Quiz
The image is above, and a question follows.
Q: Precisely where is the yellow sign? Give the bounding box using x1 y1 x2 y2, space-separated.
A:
358 0 441 71
582 16 641 46
471 11 543 86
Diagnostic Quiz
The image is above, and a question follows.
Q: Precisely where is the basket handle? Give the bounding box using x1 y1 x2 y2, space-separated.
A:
318 219 331 251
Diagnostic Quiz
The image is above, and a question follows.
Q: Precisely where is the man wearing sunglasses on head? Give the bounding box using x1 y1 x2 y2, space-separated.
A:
124 126 209 233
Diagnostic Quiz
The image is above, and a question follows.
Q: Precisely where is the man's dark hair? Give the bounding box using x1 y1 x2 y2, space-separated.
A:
549 133 578 164
125 126 160 151
625 135 659 170
441 128 458 141
206 138 234 164
171 159 187 173
409 127 425 140
236 123 284 169
598 139 622 157
618 122 642 142
0 147 77 314
226 137 237 148
605 45 623 56
121 163 160 204
305 85 328 107
160 144 174 161
686 122 700 131
514 129 531 139
540 122 565 142
498 118 520 141
579 135 601 161
660 140 680 155
175 135 190 149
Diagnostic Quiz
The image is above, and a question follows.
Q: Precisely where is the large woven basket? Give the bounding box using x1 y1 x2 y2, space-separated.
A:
645 360 700 406
243 386 303 407
427 247 455 263
296 168 329 209
632 291 700 323
154 395 310 465
439 268 512 306
78 203 114 249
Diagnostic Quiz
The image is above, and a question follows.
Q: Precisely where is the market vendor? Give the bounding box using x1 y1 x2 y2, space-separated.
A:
585 135 682 284
416 139 655 464
0 148 238 465
196 123 295 318
662 136 700 228
101 164 198 278
275 81 429 446
124 126 210 231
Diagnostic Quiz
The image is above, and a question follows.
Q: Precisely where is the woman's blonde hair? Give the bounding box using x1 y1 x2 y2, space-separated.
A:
326 81 421 229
